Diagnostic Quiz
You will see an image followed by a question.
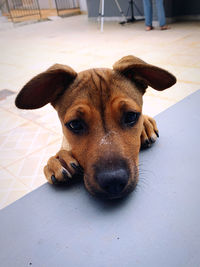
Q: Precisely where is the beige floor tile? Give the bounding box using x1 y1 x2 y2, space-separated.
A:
36 111 62 135
3 189 29 209
179 68 200 84
1 94 51 118
0 192 8 208
0 95 62 134
0 64 26 83
172 32 200 48
159 49 200 68
0 168 30 209
0 108 28 134
143 94 175 117
8 140 61 190
146 83 200 103
0 121 60 167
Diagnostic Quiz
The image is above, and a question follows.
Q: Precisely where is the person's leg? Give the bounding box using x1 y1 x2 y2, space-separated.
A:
155 0 166 27
143 0 153 27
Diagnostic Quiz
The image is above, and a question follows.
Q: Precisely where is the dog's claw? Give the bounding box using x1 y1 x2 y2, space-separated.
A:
155 130 159 138
70 163 84 174
44 151 81 185
141 139 151 150
150 136 156 144
141 115 159 150
51 175 58 185
62 169 72 180
146 139 151 146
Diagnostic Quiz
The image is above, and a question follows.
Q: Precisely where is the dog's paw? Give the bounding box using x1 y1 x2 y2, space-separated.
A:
43 150 83 185
140 115 159 150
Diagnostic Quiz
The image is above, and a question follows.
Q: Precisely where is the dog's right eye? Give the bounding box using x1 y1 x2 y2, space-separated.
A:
66 119 87 135
121 111 140 128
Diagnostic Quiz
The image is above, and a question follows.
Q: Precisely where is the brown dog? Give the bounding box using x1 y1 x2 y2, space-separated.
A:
15 55 176 199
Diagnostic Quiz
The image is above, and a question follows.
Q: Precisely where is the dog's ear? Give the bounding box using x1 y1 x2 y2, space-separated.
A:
15 64 77 109
113 55 176 94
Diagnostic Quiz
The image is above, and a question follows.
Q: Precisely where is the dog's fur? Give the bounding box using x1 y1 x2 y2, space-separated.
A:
15 55 176 199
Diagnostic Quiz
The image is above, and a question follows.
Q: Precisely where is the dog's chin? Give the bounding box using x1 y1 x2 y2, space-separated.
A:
84 178 138 200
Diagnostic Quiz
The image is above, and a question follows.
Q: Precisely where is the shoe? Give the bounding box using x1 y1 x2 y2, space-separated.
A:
160 25 170 30
145 26 154 31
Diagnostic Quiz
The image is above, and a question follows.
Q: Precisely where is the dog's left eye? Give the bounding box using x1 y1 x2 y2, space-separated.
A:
66 119 87 134
122 111 140 127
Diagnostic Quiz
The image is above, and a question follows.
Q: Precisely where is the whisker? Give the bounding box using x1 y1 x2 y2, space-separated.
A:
134 161 157 193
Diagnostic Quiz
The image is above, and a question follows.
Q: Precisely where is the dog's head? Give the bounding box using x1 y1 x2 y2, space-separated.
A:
15 56 176 199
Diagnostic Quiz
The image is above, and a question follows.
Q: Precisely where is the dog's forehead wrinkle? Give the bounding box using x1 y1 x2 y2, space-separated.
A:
64 69 142 108
73 69 142 108
91 69 112 100
113 74 143 106
70 69 111 110
83 69 112 133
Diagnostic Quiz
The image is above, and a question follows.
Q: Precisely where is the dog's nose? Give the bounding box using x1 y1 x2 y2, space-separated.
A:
96 168 129 196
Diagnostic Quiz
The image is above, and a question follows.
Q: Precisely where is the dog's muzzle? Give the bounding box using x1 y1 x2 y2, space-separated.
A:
94 157 130 199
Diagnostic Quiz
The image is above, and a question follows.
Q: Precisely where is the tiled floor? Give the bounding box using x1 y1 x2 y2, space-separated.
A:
0 15 200 209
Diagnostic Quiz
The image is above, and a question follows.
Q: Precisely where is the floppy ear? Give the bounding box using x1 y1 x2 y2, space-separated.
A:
15 64 77 109
113 55 176 93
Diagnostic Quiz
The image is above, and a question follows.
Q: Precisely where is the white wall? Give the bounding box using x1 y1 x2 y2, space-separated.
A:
38 0 56 9
38 0 87 11
79 0 87 12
